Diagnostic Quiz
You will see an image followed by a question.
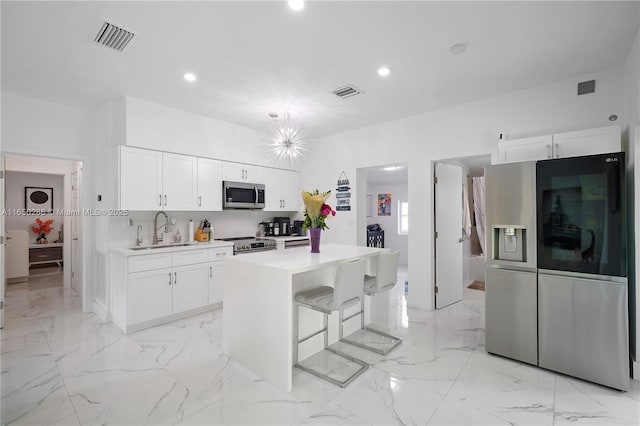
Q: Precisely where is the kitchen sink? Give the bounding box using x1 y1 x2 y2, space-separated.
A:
129 243 195 251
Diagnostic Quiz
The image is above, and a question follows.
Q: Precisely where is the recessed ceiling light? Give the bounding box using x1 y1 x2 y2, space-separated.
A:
378 67 391 77
449 43 467 55
183 72 197 82
383 166 401 171
288 0 304 11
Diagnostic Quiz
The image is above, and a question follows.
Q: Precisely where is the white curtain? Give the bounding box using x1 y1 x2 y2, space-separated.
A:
473 176 486 254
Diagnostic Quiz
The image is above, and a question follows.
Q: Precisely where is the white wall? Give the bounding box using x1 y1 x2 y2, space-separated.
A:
1 93 94 309
299 66 624 310
5 171 64 242
366 184 408 266
125 97 289 169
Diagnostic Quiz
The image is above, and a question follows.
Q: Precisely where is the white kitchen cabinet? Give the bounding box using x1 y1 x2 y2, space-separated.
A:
128 267 173 325
552 126 621 158
173 263 209 314
208 263 225 305
498 126 621 164
208 246 232 305
111 245 233 333
222 161 265 183
264 168 300 211
162 152 198 210
119 146 163 210
498 135 553 163
197 157 222 211
119 146 197 211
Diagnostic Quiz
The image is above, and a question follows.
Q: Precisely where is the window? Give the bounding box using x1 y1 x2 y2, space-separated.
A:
398 200 408 235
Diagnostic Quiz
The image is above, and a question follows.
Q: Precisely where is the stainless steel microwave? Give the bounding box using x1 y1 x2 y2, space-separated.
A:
223 181 265 209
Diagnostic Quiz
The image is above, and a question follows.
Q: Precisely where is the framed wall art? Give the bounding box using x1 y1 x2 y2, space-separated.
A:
378 193 391 216
25 187 53 213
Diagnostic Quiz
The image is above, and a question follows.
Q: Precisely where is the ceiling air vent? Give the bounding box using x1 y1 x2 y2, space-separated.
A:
94 20 136 52
331 85 363 99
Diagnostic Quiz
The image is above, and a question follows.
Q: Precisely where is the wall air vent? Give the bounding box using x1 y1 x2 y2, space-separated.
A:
94 20 136 52
331 85 363 99
577 80 595 95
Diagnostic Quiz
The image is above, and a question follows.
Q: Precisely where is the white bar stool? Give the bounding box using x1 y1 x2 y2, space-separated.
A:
293 259 369 388
340 250 402 355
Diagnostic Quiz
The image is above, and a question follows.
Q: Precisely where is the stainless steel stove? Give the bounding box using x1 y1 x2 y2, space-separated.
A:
218 237 277 254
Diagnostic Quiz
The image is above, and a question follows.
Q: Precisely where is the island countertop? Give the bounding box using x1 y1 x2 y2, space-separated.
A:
224 243 387 392
226 243 383 273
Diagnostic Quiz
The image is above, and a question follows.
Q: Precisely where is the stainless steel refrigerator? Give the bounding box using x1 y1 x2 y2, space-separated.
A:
485 161 538 366
485 153 629 391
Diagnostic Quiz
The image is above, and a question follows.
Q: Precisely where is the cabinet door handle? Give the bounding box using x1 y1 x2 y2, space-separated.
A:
547 144 552 159
199 196 202 207
169 272 172 286
174 272 177 285
209 266 212 278
216 252 226 257
282 200 285 208
164 194 167 206
159 194 163 206
554 143 559 158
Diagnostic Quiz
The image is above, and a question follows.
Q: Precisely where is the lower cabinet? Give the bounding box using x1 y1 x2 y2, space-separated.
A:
113 247 231 333
173 263 209 314
209 262 225 305
208 246 232 305
128 267 173 325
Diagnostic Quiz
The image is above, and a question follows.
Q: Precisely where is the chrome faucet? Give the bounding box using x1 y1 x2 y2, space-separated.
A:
153 211 170 245
136 225 143 246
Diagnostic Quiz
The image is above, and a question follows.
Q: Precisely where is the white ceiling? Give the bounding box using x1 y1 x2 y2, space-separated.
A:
366 164 408 186
2 1 638 138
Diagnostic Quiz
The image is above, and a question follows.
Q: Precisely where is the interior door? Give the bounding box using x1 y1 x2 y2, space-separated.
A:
434 162 464 309
71 168 81 295
0 155 5 328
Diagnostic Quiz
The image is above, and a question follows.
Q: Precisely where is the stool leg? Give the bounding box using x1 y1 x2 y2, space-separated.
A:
323 312 328 349
340 293 403 356
294 304 300 365
339 309 344 340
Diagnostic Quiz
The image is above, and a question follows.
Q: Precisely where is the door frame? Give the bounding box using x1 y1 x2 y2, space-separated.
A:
431 154 493 309
2 150 92 313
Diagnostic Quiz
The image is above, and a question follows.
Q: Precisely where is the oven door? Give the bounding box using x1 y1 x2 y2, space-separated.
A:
223 181 265 209
536 152 626 277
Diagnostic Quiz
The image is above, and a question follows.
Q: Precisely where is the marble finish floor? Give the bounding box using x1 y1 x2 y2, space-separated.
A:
2 281 639 425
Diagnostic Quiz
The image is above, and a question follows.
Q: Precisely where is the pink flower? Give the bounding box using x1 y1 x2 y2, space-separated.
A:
331 210 336 216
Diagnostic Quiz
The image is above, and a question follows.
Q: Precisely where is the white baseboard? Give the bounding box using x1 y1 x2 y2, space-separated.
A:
92 301 111 323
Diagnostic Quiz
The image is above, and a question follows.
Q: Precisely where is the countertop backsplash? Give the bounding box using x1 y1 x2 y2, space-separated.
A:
108 210 294 248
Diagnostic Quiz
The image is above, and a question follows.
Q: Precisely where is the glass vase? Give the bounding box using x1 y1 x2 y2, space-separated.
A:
310 228 321 253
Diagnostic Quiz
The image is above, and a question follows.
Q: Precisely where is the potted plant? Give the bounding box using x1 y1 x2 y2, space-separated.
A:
301 190 336 253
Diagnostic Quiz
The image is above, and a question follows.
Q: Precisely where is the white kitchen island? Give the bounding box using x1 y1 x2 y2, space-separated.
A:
223 243 386 392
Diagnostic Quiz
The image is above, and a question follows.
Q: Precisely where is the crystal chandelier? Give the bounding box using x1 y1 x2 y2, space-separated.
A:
267 112 310 167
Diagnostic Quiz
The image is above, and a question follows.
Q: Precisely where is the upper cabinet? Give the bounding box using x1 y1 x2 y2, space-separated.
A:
197 158 222 211
263 168 300 211
498 126 621 164
119 146 163 210
119 145 297 212
119 146 197 211
222 162 264 183
162 153 198 210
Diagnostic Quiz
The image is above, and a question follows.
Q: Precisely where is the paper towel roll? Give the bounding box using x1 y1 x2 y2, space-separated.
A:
188 220 194 242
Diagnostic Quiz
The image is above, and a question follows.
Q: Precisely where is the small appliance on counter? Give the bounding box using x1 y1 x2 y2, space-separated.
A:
259 221 275 237
273 217 291 236
292 220 306 236
218 236 276 254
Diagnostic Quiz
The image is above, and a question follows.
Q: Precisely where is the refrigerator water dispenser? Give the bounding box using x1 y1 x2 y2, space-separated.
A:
493 226 526 262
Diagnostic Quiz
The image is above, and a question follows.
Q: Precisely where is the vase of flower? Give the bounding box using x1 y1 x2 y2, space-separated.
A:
309 228 321 253
302 189 336 254
32 218 53 245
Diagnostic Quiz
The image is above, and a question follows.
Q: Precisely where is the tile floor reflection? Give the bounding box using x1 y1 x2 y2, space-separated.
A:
2 277 639 425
